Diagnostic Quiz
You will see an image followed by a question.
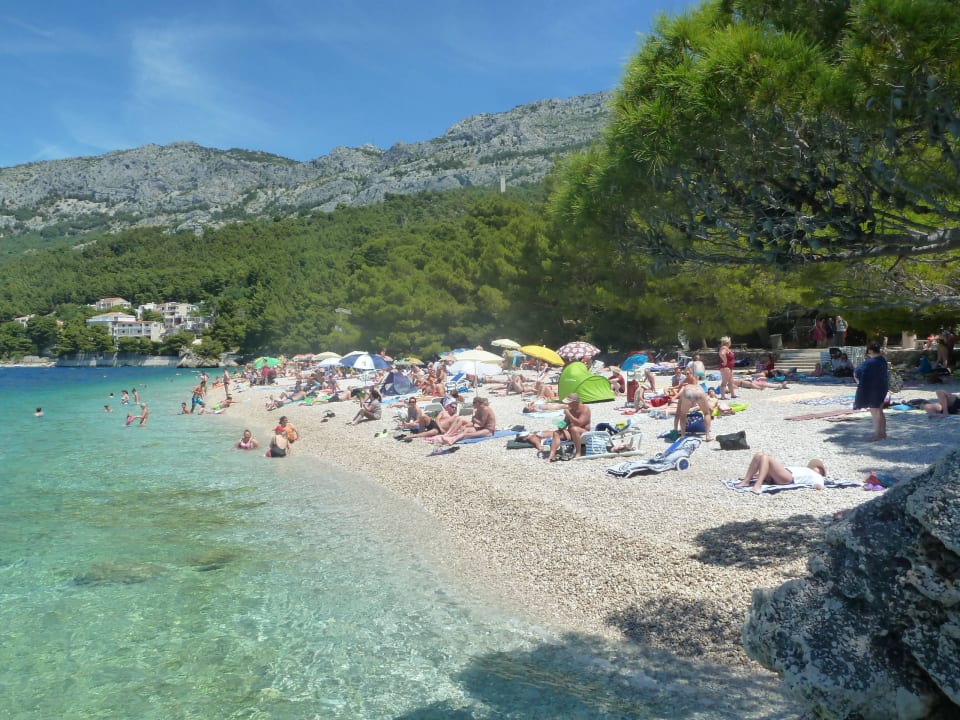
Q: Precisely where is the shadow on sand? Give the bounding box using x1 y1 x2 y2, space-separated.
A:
394 629 800 719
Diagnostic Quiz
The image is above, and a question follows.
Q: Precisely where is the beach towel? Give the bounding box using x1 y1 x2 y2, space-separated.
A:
454 429 516 445
518 410 565 419
785 409 861 421
720 477 861 494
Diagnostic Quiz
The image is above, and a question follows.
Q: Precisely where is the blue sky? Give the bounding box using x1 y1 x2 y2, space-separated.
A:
0 1 693 169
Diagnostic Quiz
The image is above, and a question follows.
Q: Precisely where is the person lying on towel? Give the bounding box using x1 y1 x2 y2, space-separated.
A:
734 454 826 493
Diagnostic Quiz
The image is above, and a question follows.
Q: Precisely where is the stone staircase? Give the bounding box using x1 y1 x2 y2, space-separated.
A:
776 348 825 374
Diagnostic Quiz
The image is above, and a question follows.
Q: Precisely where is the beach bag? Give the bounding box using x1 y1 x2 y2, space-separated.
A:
650 396 669 407
716 430 750 451
685 411 706 433
556 441 577 461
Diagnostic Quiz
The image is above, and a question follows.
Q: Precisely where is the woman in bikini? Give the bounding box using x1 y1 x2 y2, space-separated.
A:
673 383 713 441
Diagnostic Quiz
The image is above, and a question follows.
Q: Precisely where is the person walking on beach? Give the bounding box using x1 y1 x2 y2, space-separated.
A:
854 342 889 442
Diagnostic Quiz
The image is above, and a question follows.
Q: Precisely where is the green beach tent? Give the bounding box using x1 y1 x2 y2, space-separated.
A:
557 361 615 404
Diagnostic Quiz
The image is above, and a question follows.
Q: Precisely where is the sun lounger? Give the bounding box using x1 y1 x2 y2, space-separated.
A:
572 428 643 461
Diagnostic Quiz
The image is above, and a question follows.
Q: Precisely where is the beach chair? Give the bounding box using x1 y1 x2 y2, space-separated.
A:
572 427 643 461
819 351 834 374
605 436 702 477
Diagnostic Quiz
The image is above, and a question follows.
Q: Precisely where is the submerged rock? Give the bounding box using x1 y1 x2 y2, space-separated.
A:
72 561 166 587
743 451 960 719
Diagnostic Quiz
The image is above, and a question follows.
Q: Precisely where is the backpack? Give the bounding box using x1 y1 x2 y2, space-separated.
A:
555 441 577 461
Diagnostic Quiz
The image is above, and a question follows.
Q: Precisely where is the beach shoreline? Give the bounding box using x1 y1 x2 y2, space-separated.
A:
218 373 958 670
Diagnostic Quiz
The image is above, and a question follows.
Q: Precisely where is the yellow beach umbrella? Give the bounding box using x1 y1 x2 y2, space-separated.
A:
520 345 564 366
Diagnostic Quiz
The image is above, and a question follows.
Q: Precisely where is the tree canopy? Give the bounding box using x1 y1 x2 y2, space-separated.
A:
548 0 960 308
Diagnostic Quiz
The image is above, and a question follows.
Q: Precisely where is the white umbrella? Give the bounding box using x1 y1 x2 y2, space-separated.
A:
449 349 506 364
314 351 342 361
491 338 522 350
318 357 341 368
446 348 504 386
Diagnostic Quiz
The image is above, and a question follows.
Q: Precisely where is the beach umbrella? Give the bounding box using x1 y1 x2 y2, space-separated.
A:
556 341 600 361
621 353 650 372
520 345 564 367
395 356 424 367
314 351 341 361
317 356 341 368
447 348 504 365
491 338 522 350
340 352 392 371
445 348 504 386
253 356 281 368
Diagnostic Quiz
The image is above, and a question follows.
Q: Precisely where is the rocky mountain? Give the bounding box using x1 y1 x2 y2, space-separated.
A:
0 92 610 244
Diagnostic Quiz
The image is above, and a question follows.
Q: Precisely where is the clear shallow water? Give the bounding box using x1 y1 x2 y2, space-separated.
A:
0 368 794 719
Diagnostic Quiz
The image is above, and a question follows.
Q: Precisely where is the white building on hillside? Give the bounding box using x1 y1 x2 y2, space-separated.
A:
93 297 132 311
138 301 197 328
86 312 164 342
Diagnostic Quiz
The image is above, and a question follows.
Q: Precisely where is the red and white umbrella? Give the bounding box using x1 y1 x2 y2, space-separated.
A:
556 341 600 361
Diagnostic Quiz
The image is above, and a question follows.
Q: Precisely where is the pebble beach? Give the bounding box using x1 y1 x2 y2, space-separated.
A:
223 370 960 671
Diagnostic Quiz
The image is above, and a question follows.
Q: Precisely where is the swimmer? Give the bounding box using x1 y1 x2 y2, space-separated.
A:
236 429 260 450
34 407 43 417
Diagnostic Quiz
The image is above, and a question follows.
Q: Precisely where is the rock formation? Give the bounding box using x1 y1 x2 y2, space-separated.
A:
743 451 960 719
0 93 610 243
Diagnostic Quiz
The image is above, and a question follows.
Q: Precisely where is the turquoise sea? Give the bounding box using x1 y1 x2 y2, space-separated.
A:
0 368 795 719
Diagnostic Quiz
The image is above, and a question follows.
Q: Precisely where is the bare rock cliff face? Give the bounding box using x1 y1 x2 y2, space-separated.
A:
743 452 960 719
0 93 610 241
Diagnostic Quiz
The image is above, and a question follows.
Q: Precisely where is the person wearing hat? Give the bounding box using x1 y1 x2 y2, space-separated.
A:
527 392 592 461
734 454 826 493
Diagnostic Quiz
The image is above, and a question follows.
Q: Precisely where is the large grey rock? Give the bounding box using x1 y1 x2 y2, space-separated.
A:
743 451 960 719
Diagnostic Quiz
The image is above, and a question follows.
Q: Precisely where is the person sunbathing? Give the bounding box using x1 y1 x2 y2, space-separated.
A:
396 398 441 435
418 399 469 439
348 389 383 425
434 397 497 445
532 381 558 401
522 400 567 413
925 390 960 417
487 374 527 396
734 454 826 493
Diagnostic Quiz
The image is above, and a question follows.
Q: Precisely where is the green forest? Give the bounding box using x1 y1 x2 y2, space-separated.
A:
1 0 959 360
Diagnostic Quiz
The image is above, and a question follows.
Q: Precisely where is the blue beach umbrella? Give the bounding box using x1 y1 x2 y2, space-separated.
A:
340 352 391 371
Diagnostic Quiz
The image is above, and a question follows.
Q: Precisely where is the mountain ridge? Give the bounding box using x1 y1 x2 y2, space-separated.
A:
0 92 611 244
